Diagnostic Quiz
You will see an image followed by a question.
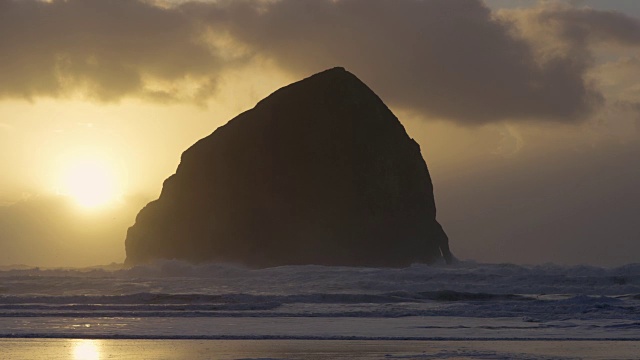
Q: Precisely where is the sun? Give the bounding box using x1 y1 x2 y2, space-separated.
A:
72 339 101 360
59 158 119 209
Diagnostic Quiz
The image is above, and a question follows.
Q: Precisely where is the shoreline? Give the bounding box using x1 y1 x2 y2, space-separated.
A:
2 339 640 360
2 335 640 341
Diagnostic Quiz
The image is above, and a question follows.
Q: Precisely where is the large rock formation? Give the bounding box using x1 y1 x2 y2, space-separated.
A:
125 67 451 267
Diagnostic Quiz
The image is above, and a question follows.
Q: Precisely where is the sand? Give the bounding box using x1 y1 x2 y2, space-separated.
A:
1 339 639 360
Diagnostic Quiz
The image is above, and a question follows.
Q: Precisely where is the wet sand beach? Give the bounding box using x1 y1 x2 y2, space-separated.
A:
2 339 639 360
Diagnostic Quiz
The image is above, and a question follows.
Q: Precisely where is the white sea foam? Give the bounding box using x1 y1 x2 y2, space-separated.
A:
0 261 638 339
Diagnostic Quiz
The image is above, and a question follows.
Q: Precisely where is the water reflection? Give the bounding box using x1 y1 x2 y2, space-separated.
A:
72 340 101 360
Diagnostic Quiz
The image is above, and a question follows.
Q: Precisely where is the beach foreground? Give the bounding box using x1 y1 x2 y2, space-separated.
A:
1 339 639 360
2 262 638 359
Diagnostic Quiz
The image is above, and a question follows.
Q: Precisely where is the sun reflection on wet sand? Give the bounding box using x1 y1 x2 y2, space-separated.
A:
72 339 100 360
0 339 639 359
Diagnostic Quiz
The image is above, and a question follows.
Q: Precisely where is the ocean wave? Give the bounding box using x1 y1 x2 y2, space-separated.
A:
0 290 533 306
1 260 639 297
0 291 635 321
2 333 639 341
0 261 638 323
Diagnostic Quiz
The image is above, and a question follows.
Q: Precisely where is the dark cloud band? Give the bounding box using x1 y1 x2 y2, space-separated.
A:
1 0 639 124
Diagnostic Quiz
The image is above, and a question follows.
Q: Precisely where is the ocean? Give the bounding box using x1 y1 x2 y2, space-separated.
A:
0 261 639 359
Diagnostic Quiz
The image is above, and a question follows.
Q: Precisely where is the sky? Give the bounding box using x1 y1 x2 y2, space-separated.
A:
0 0 639 267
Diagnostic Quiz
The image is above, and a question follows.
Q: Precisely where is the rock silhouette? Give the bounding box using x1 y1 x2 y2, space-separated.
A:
125 67 451 267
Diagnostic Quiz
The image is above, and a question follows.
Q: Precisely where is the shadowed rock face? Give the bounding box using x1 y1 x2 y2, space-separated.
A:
125 67 451 267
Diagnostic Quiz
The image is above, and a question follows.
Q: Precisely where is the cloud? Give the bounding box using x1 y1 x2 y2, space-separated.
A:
0 195 146 266
537 5 640 47
591 57 640 102
0 0 239 103
433 127 640 266
195 0 607 124
2 0 640 124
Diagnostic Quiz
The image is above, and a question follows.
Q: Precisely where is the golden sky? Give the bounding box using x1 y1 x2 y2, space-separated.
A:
1 0 639 267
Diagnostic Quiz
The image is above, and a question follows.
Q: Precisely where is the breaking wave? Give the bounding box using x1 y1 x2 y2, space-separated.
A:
0 260 638 340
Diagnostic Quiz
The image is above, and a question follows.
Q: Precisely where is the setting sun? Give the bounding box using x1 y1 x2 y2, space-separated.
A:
73 339 101 360
59 159 119 209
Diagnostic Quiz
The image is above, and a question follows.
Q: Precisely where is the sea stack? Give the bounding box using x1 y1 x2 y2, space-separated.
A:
125 67 452 267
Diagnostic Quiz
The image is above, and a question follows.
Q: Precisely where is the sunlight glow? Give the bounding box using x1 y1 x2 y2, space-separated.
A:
60 159 119 209
73 340 101 360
